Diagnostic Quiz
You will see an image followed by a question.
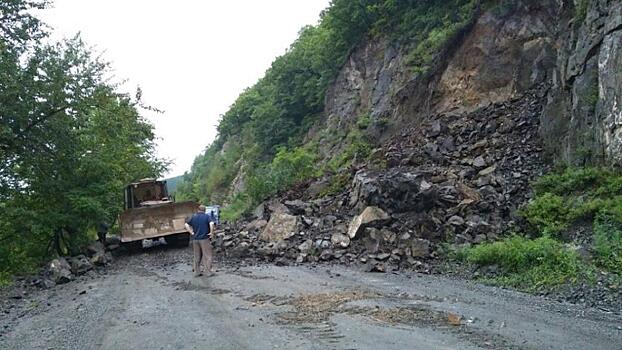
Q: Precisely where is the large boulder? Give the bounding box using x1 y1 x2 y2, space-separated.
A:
347 206 390 239
350 169 438 212
48 258 73 284
260 213 298 242
68 255 93 275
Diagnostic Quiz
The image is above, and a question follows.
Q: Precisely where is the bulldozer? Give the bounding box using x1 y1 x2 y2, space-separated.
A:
119 178 197 251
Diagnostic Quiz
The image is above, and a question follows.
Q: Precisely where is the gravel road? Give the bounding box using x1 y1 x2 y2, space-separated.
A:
1 244 621 350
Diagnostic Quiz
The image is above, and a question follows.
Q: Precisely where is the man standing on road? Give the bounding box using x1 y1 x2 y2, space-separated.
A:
186 205 215 277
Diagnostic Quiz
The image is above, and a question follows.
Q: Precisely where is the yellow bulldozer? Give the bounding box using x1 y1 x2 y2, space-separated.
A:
119 178 197 251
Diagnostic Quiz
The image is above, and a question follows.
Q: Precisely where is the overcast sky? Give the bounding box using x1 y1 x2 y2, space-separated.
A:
37 0 330 178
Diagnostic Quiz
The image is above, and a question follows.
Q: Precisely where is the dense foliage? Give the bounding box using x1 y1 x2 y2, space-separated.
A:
0 0 164 283
177 0 479 216
462 167 622 290
521 167 622 236
462 235 586 290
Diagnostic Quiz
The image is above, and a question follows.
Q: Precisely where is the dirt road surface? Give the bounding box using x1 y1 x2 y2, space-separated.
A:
1 244 621 350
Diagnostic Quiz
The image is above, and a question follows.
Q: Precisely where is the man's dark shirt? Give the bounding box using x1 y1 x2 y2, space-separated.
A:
187 212 213 240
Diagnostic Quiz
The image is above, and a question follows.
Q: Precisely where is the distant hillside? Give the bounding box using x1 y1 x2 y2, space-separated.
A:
177 0 622 221
166 175 184 194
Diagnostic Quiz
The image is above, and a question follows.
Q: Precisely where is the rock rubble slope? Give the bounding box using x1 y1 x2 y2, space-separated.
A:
216 87 549 273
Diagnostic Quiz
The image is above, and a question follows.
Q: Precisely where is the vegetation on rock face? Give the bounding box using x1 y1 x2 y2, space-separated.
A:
177 0 479 217
0 0 165 283
462 167 622 290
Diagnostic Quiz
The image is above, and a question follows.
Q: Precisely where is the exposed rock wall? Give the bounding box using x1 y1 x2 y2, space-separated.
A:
320 0 622 167
542 0 622 166
227 0 621 200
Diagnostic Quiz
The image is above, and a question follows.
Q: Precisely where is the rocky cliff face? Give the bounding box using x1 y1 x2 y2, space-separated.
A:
318 0 621 167
212 1 622 306
543 0 622 166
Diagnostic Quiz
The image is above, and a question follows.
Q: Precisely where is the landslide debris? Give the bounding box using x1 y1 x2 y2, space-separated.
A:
215 87 548 273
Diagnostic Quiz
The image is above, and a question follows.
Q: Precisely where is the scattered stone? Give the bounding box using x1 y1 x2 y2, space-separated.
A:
284 200 309 215
48 258 73 284
68 255 93 276
478 165 497 176
376 253 391 261
447 215 465 226
411 239 431 258
298 240 313 253
447 313 462 326
253 202 266 219
331 232 351 248
91 252 112 266
473 156 487 168
267 201 290 215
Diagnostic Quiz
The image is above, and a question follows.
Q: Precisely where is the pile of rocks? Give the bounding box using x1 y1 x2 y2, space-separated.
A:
216 88 549 272
38 240 114 288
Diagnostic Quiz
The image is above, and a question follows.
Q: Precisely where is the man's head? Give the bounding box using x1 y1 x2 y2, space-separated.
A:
198 204 206 212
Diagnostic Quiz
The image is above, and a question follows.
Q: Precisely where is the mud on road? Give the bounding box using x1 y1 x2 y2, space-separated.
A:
1 244 621 350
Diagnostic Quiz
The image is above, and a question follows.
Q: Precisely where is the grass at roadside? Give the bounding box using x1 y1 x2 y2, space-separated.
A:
458 235 591 291
456 167 622 291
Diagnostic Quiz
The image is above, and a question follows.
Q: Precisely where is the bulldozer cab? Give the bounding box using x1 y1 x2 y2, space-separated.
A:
124 179 170 209
119 178 197 245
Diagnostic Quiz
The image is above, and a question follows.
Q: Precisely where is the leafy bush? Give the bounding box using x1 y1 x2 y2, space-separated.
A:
521 167 622 235
357 113 371 129
326 130 373 172
221 146 320 220
402 1 477 73
519 193 569 235
593 215 622 274
464 235 586 290
532 167 620 196
575 0 589 23
221 193 254 222
319 172 352 198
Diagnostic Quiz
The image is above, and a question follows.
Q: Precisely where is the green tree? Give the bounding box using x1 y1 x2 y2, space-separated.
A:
0 0 165 282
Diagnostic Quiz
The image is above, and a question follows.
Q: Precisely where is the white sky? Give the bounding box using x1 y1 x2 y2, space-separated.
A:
37 0 330 177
